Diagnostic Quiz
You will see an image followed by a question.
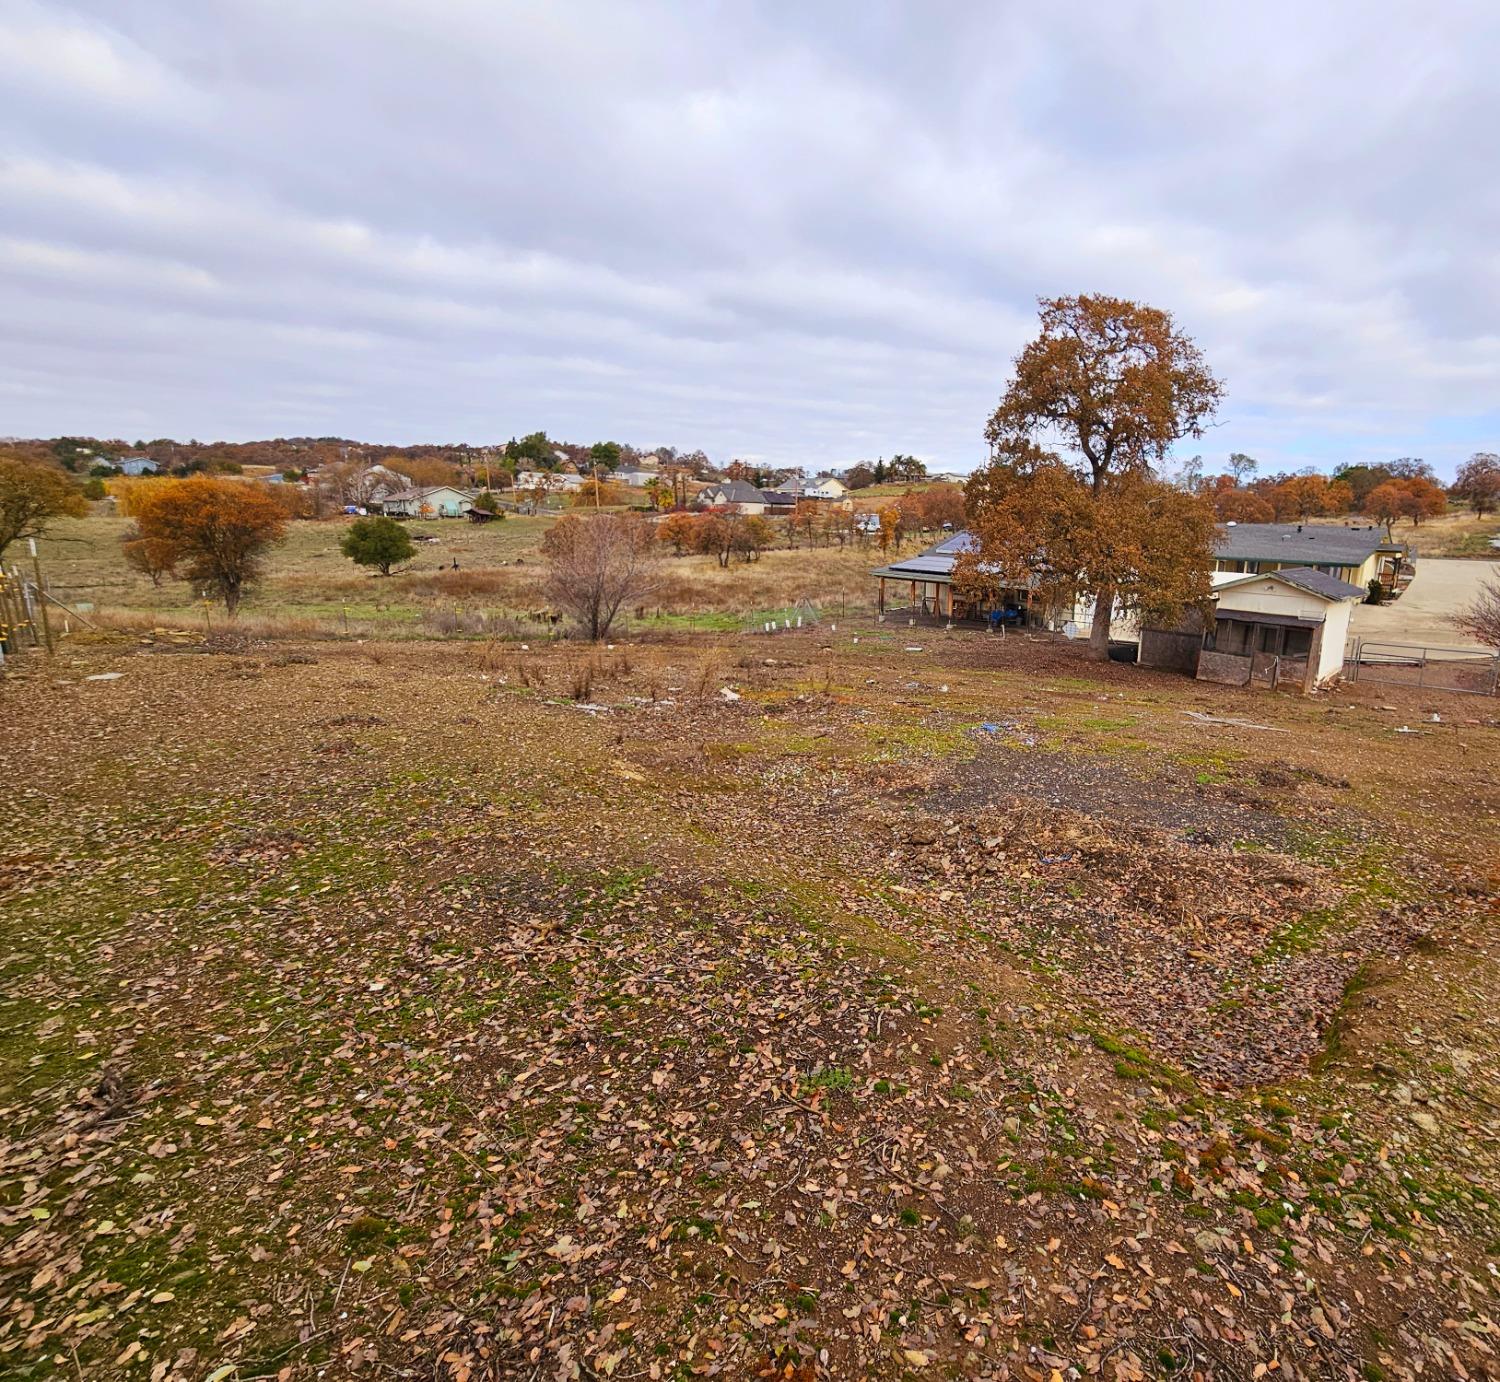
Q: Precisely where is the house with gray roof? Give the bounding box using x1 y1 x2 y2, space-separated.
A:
1213 522 1408 593
695 480 769 515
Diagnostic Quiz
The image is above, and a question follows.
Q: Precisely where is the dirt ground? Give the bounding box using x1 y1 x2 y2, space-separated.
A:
2 622 1498 1380
1349 557 1496 650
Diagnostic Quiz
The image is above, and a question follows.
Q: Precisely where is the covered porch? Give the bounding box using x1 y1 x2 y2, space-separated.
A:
1196 611 1322 692
872 570 1038 628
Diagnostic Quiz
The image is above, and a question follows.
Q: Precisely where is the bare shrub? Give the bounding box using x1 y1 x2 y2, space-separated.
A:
568 655 596 702
506 651 542 687
692 646 727 699
542 514 658 641
1452 572 1500 650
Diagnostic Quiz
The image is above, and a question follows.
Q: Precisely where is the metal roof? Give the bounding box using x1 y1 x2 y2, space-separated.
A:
870 532 977 582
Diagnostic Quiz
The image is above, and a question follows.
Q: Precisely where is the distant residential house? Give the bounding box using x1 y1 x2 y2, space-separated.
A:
696 480 769 515
377 485 475 518
515 469 583 491
117 457 158 476
1213 522 1408 592
931 471 969 486
781 473 848 501
614 467 660 487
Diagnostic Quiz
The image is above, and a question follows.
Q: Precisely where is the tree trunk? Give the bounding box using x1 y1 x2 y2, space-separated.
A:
1086 586 1113 660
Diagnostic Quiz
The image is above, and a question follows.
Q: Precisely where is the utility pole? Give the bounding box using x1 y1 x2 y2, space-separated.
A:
29 540 54 654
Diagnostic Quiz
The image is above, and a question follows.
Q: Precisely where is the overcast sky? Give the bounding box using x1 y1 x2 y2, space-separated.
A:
2 2 1497 477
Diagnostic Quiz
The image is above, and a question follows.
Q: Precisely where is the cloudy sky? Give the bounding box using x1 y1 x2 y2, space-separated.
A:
2 1 1497 477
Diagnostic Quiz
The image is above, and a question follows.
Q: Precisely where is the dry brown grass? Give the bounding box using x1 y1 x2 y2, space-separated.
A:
1390 507 1500 557
36 512 922 642
651 542 888 614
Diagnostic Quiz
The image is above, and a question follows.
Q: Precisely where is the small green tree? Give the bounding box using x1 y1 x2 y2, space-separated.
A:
340 515 415 576
472 490 505 515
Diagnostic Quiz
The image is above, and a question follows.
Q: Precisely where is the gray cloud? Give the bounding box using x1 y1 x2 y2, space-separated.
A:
2 0 1497 475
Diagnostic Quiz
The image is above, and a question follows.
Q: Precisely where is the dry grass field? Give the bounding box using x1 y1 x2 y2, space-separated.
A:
2 618 1498 1380
33 514 894 637
1371 508 1500 559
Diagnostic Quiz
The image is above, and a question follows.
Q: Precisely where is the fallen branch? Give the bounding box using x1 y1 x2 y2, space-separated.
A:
1181 710 1289 733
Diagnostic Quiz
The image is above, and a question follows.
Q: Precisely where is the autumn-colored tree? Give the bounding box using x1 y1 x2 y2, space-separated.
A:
694 512 738 568
788 500 821 548
120 526 177 586
876 503 904 553
960 444 1218 637
400 456 462 488
1453 453 1500 518
1362 481 1407 537
0 456 87 560
1399 476 1446 525
1452 572 1500 650
821 507 856 547
895 490 927 535
572 476 626 508
737 515 777 562
1324 480 1354 514
131 477 288 614
982 294 1222 655
918 482 966 531
541 513 657 640
1272 474 1331 521
844 462 876 490
656 511 699 555
1214 488 1274 524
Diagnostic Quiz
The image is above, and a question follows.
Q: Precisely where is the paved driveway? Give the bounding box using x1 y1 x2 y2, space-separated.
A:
1349 558 1497 650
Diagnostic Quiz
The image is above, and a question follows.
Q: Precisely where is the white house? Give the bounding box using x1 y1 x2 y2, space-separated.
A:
614 467 660 487
515 470 584 492
780 473 848 501
377 485 475 518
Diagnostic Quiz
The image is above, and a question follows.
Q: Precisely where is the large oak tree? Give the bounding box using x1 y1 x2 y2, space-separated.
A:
979 295 1223 655
959 441 1218 638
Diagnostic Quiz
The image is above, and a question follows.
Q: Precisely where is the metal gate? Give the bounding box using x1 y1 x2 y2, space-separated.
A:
1344 637 1500 695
